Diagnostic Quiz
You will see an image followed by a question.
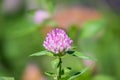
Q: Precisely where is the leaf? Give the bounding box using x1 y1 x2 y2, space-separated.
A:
68 67 89 80
0 77 14 80
67 51 96 61
61 69 65 75
81 19 106 38
64 67 72 74
61 67 72 79
30 50 54 57
45 72 55 77
61 76 70 80
51 58 59 69
66 51 75 55
74 51 96 61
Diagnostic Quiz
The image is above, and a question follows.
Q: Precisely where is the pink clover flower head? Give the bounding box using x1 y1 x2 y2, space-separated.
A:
43 28 73 54
34 10 50 24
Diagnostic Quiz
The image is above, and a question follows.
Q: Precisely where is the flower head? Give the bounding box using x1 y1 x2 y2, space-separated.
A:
34 10 50 24
43 28 73 54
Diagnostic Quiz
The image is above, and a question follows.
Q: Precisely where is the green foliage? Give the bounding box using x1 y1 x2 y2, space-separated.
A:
38 0 55 13
30 49 91 80
0 77 14 80
45 72 55 77
4 17 41 39
51 58 60 69
63 67 72 74
67 51 96 61
68 67 89 80
81 19 106 38
30 50 54 57
68 25 79 42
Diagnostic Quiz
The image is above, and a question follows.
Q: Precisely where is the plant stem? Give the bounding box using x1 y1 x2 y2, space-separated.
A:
57 57 62 80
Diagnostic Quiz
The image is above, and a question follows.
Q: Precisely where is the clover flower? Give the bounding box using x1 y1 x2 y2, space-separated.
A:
43 28 72 54
34 10 50 24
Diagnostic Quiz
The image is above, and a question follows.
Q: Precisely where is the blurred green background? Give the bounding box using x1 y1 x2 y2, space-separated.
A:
0 0 120 80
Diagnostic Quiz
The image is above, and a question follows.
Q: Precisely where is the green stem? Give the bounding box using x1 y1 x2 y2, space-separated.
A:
57 57 62 80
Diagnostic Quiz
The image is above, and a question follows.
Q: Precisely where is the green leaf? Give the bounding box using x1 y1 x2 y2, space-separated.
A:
67 51 96 61
64 67 72 74
74 51 96 61
61 76 70 80
61 69 65 75
66 51 75 55
30 50 54 57
81 19 106 38
61 67 72 79
0 77 14 80
45 72 55 77
51 58 59 69
68 67 89 80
